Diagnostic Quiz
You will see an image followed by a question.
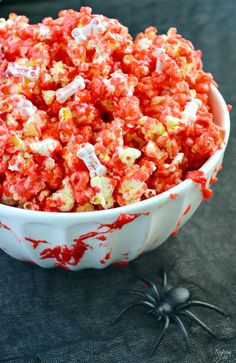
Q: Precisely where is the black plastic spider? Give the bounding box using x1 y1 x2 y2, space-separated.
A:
111 268 229 356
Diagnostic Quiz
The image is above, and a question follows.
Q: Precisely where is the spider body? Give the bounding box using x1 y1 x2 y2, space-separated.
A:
151 287 190 318
112 269 228 356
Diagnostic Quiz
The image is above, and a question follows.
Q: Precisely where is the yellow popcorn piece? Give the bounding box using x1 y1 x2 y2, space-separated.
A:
139 116 166 141
62 147 74 170
23 120 40 137
17 82 23 93
94 142 110 164
12 35 19 42
125 133 146 148
118 147 141 166
181 59 194 76
167 27 176 37
7 134 26 152
50 61 68 85
190 89 197 98
216 129 225 146
149 122 166 137
76 203 95 212
166 115 181 131
23 112 44 136
1 196 16 206
27 59 39 67
43 73 53 84
23 202 35 210
90 176 115 209
42 90 56 105
145 140 157 155
38 189 50 202
118 179 145 205
59 107 73 123
167 45 179 57
144 140 164 159
96 150 110 164
47 177 75 211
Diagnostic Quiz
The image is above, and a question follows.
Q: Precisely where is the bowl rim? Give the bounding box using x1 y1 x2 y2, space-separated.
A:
0 85 230 221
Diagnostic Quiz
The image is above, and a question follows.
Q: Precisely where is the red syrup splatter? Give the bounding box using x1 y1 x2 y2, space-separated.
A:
98 213 145 232
122 252 129 256
0 222 10 231
210 175 218 185
172 204 191 234
185 170 213 201
0 221 21 243
213 163 222 175
41 240 89 266
40 213 148 267
100 248 112 264
170 193 179 200
25 237 49 249
183 204 191 216
96 235 107 241
112 251 129 266
176 218 181 227
171 229 180 236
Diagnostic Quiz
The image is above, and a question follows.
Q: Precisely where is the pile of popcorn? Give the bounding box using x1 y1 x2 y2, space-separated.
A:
0 7 224 212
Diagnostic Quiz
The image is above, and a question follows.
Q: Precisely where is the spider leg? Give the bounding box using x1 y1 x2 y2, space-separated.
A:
126 289 156 304
111 300 154 325
160 268 168 298
150 316 169 356
176 301 228 317
134 272 160 300
171 315 191 352
179 309 220 340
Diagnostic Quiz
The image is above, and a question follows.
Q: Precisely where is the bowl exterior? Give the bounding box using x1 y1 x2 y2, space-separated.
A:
0 86 230 270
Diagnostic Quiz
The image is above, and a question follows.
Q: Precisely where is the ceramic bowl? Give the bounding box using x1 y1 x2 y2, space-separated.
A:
0 85 230 270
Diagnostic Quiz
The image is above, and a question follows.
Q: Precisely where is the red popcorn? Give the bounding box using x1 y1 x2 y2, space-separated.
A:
0 8 225 211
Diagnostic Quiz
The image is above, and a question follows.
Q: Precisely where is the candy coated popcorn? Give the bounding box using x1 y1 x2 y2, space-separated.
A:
155 48 165 74
182 98 202 123
0 8 225 212
91 175 116 208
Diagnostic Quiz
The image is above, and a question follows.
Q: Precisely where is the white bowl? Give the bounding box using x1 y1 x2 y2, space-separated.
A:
0 85 230 270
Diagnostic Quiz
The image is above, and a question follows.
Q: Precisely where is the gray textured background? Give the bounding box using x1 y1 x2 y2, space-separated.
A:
0 1 235 362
